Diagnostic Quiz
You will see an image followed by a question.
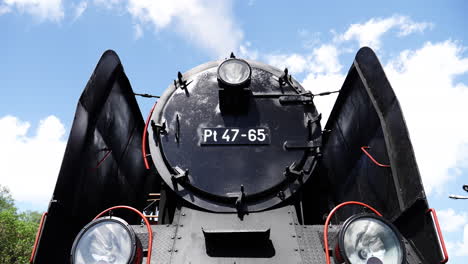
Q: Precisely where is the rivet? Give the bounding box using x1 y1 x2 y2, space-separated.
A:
292 235 296 238
294 249 298 251
174 249 178 252
177 236 182 239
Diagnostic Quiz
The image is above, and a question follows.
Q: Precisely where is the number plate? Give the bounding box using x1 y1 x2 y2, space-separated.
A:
201 127 270 145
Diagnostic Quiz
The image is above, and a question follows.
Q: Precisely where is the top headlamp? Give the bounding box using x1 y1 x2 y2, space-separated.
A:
335 214 405 264
217 59 251 87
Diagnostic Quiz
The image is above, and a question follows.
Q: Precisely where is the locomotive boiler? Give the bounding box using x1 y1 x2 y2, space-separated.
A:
30 47 448 264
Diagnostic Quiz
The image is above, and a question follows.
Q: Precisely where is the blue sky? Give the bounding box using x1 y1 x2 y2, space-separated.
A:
1 0 467 262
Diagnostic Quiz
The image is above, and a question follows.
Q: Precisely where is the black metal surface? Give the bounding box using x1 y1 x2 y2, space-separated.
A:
33 50 155 263
134 218 425 264
318 47 441 263
168 206 303 263
394 199 442 263
149 60 322 212
33 48 444 264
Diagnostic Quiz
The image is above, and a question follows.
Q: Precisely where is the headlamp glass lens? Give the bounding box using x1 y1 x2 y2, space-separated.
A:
343 217 403 264
73 221 132 264
218 59 251 85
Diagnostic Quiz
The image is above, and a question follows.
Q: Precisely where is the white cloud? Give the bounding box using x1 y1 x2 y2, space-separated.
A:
266 53 308 74
309 44 342 74
338 15 432 50
93 0 123 9
0 115 66 208
126 0 243 57
239 41 258 60
437 208 468 233
440 209 468 258
73 1 87 20
0 4 11 14
384 40 468 195
1 0 64 22
134 23 143 39
263 44 344 124
265 44 341 75
449 224 468 257
302 72 344 124
297 29 321 49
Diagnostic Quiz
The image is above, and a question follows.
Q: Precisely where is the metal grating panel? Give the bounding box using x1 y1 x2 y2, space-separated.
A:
133 224 177 264
291 210 339 264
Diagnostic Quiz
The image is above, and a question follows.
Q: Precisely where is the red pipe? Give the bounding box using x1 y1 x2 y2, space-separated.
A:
93 149 112 169
94 205 153 264
361 146 390 167
427 208 449 263
323 201 382 264
143 102 157 170
29 212 48 264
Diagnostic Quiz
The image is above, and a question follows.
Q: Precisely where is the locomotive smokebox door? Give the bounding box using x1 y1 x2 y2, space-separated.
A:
149 59 322 213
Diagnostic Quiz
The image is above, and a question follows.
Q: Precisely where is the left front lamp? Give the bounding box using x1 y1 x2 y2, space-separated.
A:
70 217 143 264
334 214 405 264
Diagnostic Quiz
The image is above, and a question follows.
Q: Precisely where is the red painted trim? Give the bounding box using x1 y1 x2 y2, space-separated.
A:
323 201 382 264
94 205 153 264
29 212 48 264
361 146 390 167
427 208 449 263
93 149 112 169
143 102 157 170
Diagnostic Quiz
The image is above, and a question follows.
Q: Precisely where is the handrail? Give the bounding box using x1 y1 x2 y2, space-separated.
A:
142 102 157 169
361 146 390 167
427 208 449 263
29 212 48 264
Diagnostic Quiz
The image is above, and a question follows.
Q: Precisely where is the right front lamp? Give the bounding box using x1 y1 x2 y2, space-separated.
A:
335 214 406 264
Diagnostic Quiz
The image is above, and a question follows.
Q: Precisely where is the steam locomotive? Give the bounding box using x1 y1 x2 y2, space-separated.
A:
30 47 448 264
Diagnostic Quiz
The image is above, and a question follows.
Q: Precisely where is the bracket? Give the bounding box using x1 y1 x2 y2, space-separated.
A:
284 139 321 150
